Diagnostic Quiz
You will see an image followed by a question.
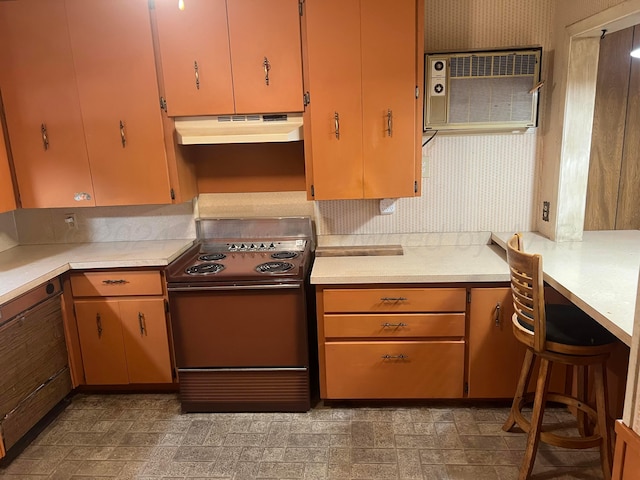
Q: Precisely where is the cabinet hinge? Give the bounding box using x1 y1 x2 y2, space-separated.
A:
170 188 176 200
415 86 420 99
160 96 167 112
463 382 469 395
303 91 310 107
310 185 315 198
414 181 418 193
298 0 304 16
467 291 471 304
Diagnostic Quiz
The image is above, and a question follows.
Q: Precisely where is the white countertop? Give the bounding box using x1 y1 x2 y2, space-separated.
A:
0 240 194 305
310 243 511 284
491 231 640 346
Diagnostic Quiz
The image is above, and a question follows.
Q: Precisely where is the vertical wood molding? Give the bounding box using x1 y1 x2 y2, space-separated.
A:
556 37 600 241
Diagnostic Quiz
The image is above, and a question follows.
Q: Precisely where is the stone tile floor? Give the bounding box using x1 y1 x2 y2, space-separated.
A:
0 394 604 479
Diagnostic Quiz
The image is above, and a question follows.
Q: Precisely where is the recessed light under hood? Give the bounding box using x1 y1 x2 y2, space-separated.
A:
174 113 303 145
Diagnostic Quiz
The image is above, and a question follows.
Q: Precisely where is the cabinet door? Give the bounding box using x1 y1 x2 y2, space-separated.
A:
228 0 303 114
361 0 418 198
0 116 16 213
66 0 172 206
304 0 363 199
75 300 129 385
0 0 94 208
153 0 234 116
120 298 172 384
468 288 525 398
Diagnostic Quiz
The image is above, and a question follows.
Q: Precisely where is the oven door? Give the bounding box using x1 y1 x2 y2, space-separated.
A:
168 282 308 368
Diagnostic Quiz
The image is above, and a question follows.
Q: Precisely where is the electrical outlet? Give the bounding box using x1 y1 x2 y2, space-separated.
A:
542 201 550 222
379 198 396 215
64 213 77 229
422 155 430 178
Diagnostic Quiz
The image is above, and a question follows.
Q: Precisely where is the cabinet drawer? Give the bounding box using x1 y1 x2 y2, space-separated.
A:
324 313 465 338
324 341 464 399
323 288 466 313
70 271 163 297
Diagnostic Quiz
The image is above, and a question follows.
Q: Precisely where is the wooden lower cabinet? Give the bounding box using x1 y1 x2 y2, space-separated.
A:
325 341 464 399
612 420 640 479
70 270 173 386
317 285 467 400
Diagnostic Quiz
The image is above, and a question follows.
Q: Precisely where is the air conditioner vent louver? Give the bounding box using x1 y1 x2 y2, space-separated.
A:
424 47 542 133
449 53 538 78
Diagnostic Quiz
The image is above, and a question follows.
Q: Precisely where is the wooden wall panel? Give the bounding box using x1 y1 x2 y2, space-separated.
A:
617 25 640 230
191 142 306 193
584 27 632 230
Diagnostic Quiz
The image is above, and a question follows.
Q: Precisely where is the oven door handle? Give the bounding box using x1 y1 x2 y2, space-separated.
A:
167 283 302 292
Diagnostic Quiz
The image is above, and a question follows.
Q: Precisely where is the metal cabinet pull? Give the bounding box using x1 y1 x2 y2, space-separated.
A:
263 56 271 86
119 121 126 148
381 354 408 360
494 302 501 327
334 112 340 139
101 279 129 285
41 123 49 151
194 60 200 90
381 322 408 328
96 312 103 338
386 109 393 137
138 312 146 336
380 297 407 302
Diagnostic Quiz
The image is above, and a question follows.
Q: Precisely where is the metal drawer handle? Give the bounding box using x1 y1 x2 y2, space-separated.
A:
102 279 129 285
381 322 408 328
334 112 340 139
194 60 200 89
380 297 407 302
41 123 49 151
96 312 103 338
119 120 126 148
494 302 501 327
263 56 271 86
381 354 408 360
386 109 393 137
138 312 146 336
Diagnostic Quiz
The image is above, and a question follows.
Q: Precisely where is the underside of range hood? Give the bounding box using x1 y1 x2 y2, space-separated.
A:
174 113 303 145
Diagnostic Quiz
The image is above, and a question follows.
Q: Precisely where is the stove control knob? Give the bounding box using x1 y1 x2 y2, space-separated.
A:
230 244 237 251
269 243 276 249
240 243 246 250
259 243 266 250
250 243 256 250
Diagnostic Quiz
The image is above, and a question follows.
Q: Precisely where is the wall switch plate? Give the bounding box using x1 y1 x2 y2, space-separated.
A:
64 213 77 229
379 198 396 215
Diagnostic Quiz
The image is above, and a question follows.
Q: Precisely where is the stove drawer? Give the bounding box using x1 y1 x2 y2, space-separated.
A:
322 287 466 313
324 341 465 398
71 271 163 297
323 313 465 338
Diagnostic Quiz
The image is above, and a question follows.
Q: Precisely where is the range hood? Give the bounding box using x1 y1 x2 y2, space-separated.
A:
174 113 303 145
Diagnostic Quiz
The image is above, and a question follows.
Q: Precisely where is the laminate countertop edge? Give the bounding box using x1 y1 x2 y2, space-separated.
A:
0 239 195 306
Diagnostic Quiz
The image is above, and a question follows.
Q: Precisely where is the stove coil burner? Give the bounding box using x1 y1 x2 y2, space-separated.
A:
198 253 227 262
270 251 298 260
256 261 294 273
185 263 225 275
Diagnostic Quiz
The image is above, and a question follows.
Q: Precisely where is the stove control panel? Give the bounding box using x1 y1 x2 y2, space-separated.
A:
201 239 307 253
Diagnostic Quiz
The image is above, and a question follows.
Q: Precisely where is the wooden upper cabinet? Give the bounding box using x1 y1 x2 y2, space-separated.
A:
0 116 17 214
66 0 172 206
0 0 95 208
227 0 304 114
303 0 421 200
153 0 303 116
152 0 234 116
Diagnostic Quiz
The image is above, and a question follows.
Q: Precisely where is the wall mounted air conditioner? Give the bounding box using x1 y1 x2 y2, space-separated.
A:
424 47 542 133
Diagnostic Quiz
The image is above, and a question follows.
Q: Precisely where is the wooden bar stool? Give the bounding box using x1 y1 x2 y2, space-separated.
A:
502 233 618 480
